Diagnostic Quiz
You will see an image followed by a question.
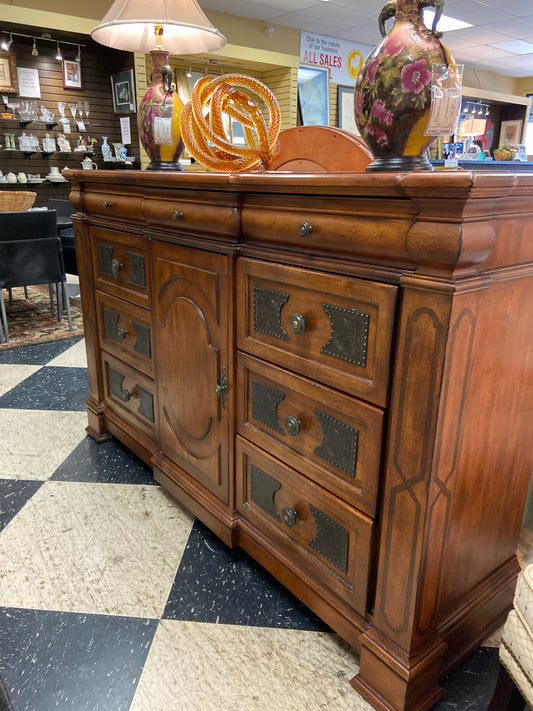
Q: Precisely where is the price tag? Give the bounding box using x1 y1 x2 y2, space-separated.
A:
153 117 173 145
425 87 462 136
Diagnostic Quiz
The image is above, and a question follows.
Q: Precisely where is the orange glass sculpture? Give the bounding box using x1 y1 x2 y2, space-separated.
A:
181 74 281 172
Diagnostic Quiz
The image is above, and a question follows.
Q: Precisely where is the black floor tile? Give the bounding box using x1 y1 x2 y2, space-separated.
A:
51 436 158 486
0 367 88 411
0 339 83 366
163 519 330 631
434 646 500 709
0 480 43 533
0 607 158 711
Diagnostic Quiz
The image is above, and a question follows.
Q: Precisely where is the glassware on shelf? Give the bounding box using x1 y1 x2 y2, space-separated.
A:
83 101 90 120
58 102 66 119
3 132 16 150
69 103 78 120
5 100 20 119
101 136 112 160
42 133 57 153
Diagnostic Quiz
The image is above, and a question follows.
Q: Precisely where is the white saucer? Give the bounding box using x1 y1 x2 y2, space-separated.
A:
46 175 67 182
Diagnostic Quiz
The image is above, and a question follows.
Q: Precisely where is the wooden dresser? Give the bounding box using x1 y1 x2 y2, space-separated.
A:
67 169 533 711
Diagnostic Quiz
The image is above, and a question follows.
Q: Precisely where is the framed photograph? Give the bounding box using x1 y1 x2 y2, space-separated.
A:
337 84 360 135
111 69 136 114
298 66 329 127
62 59 82 89
0 51 18 94
499 119 522 146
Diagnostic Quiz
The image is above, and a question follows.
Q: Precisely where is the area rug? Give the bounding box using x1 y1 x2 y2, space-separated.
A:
0 286 84 350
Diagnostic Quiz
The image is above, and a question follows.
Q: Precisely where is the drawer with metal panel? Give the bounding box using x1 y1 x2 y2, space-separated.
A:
237 352 383 517
96 292 153 377
236 437 373 615
101 352 157 441
91 226 151 308
236 257 397 408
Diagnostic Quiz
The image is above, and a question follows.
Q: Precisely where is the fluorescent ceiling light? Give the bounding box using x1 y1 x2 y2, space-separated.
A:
423 10 472 33
492 40 533 55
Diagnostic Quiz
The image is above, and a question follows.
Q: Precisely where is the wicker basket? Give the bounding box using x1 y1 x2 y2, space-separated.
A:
0 191 37 211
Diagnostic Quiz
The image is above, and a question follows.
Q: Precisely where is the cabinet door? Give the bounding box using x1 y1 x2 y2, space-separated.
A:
153 242 232 505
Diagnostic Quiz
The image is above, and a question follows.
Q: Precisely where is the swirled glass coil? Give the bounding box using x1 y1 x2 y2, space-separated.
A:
181 74 281 172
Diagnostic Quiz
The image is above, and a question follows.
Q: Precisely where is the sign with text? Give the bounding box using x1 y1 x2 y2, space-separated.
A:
300 32 372 86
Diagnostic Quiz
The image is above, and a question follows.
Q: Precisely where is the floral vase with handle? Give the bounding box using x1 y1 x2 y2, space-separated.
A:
354 0 456 172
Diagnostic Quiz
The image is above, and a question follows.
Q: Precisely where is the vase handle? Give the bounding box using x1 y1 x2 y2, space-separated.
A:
421 0 444 36
161 65 174 94
378 0 444 37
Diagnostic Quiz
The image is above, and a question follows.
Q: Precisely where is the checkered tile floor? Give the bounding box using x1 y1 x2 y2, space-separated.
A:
0 304 521 710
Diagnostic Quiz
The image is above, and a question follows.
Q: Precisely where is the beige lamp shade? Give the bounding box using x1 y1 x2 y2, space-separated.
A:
91 0 226 54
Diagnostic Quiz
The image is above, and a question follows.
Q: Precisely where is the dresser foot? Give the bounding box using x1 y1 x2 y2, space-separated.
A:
351 629 445 711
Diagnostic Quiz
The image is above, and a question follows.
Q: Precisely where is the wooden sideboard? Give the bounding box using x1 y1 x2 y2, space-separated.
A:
66 169 533 711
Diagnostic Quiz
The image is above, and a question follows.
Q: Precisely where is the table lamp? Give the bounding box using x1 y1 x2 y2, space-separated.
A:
91 0 226 170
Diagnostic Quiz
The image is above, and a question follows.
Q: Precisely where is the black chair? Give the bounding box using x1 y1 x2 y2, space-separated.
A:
0 209 73 343
47 198 77 275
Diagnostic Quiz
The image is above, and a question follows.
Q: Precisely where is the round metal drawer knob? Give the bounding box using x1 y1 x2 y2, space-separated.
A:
281 507 298 527
117 327 128 340
172 209 183 221
103 200 112 208
289 313 306 335
298 221 313 237
285 415 301 436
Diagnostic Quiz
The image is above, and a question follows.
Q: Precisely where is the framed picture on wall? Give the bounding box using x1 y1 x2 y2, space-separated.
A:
337 84 360 135
499 119 522 146
298 66 329 127
0 51 18 94
62 59 82 89
111 69 136 114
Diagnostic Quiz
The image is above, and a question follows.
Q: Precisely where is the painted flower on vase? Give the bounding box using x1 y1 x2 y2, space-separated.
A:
383 29 409 57
366 58 381 84
401 59 431 94
370 99 393 126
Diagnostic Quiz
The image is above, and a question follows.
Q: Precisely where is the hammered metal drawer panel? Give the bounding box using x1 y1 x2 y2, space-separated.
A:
92 227 151 308
102 353 157 441
236 258 397 407
236 437 373 615
237 353 383 517
96 292 153 377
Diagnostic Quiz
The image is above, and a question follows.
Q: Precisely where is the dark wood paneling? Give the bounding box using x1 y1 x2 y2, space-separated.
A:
0 23 139 206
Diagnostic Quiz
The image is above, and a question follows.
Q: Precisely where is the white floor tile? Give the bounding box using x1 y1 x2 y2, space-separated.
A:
0 409 87 480
47 339 87 368
129 620 371 711
0 480 194 618
0 364 41 396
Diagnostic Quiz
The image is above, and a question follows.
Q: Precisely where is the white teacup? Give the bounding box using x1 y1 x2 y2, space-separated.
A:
49 166 60 175
17 172 27 183
6 172 17 183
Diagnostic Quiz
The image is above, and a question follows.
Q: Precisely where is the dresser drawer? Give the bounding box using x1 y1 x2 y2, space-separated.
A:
237 353 383 517
143 193 238 239
91 227 151 308
236 438 373 615
96 292 153 377
84 189 142 221
102 353 157 440
236 258 397 407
